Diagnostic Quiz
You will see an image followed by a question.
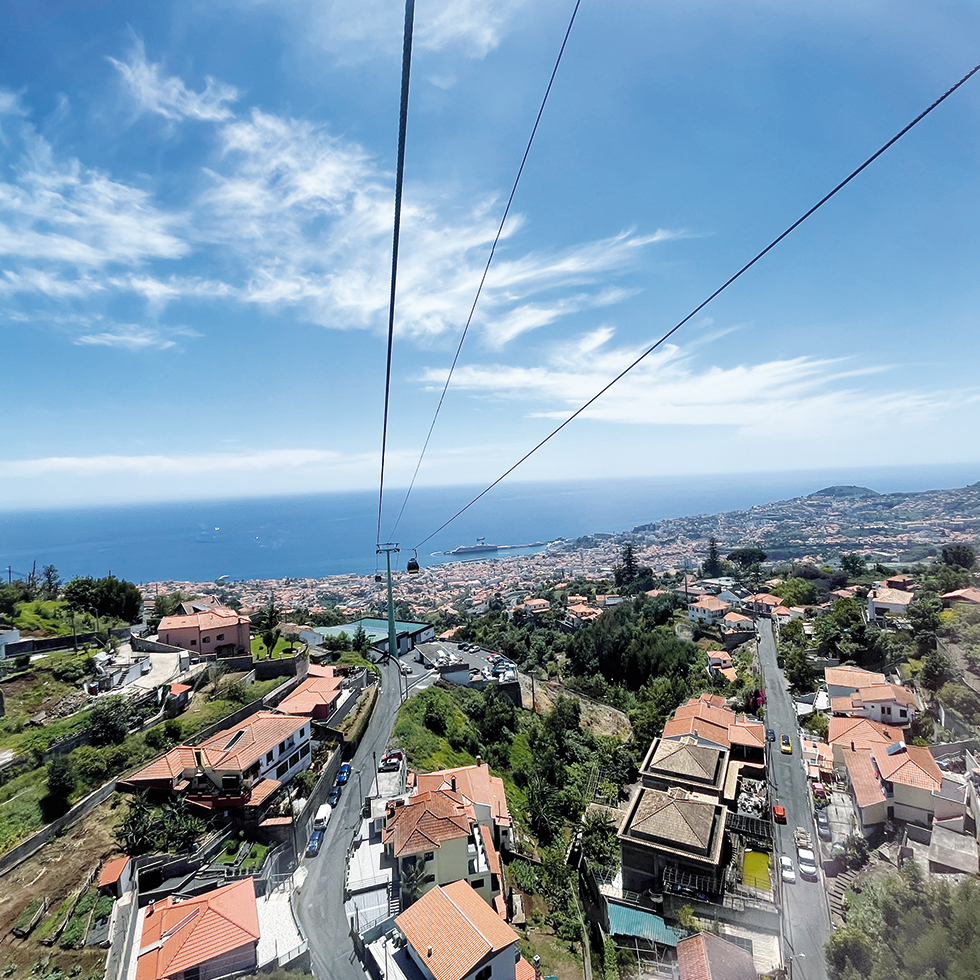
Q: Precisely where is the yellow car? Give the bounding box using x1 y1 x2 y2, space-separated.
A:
780 734 793 754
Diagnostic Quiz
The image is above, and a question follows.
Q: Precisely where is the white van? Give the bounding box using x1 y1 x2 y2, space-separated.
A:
313 803 332 830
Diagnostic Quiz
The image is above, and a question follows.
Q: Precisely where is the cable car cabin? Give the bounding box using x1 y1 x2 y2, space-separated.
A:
375 574 383 583
406 555 420 574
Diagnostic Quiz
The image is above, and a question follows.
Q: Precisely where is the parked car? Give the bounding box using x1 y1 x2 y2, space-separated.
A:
797 848 819 880
336 763 352 785
328 786 343 807
816 810 832 841
780 855 796 883
306 830 324 857
399 661 412 674
458 642 469 650
780 734 793 754
767 728 776 742
773 804 787 824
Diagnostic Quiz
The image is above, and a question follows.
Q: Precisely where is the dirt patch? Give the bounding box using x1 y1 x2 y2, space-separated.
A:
518 675 632 739
0 795 125 977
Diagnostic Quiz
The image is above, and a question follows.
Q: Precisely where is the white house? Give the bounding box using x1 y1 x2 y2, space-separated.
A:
688 595 731 625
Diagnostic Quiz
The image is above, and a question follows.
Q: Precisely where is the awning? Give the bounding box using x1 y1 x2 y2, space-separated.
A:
608 902 681 947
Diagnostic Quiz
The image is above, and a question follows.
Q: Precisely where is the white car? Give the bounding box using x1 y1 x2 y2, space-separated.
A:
780 855 796 883
399 661 412 675
797 848 818 880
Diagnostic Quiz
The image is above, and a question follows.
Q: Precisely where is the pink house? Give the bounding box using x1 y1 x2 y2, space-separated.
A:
158 605 251 657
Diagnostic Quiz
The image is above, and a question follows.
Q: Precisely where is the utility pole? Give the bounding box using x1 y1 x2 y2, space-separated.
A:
376 543 405 704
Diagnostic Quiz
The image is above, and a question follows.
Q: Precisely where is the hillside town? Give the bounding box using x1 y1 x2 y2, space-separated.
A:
1 487 980 980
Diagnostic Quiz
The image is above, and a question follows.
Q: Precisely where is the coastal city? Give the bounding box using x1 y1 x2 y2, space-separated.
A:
1 482 980 980
1 2 978 980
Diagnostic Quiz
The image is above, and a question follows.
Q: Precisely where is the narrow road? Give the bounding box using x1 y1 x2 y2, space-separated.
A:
296 656 430 980
757 620 830 980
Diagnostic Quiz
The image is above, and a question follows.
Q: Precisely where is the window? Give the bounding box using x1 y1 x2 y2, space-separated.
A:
424 852 434 862
203 636 210 643
276 761 288 778
900 709 907 718
279 741 286 754
424 874 435 884
266 751 274 764
475 967 492 980
190 640 197 646
217 633 224 640
289 752 300 768
185 968 201 980
471 878 485 889
300 744 310 757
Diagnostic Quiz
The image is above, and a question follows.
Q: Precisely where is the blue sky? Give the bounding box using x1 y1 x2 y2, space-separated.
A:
1 0 979 513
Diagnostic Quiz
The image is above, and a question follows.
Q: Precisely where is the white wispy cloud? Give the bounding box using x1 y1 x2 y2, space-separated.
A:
73 323 187 351
3 55 675 352
251 0 525 62
0 130 187 269
423 329 974 436
108 40 239 121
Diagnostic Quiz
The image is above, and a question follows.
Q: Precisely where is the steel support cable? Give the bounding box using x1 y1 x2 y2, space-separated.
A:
377 0 417 544
387 0 585 539
414 60 980 551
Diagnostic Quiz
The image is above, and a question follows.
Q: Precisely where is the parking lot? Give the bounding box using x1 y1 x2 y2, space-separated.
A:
414 641 517 682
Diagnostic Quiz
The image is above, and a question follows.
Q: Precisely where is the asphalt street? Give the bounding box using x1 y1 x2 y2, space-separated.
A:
295 655 433 980
757 620 830 980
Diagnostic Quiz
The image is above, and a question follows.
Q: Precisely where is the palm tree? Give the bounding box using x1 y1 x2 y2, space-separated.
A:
399 856 429 908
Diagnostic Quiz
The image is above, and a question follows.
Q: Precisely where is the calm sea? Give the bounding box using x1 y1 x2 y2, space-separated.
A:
1 463 977 583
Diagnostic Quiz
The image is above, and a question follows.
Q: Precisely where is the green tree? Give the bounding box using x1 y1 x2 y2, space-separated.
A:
941 544 976 569
41 564 61 600
703 536 722 578
89 696 132 746
727 547 767 569
399 855 429 907
775 577 819 607
840 553 867 577
46 756 76 800
614 544 639 588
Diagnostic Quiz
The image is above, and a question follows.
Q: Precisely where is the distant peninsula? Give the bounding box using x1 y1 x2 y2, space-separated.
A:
631 480 980 562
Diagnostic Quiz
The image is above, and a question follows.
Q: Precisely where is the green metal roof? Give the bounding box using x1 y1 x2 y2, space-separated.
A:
607 903 681 947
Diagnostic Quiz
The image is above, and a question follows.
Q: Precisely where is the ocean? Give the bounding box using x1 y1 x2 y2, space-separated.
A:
1 463 977 583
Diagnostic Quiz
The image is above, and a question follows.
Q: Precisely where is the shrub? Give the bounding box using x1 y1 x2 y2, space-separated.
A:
510 858 538 894
58 916 86 948
72 746 108 788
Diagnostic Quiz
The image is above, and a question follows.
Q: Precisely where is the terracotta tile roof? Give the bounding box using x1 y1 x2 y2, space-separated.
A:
772 605 792 616
695 693 727 709
746 593 780 606
722 612 752 624
245 778 281 808
624 788 723 861
718 667 738 683
662 715 731 749
126 746 200 786
843 748 886 809
690 596 730 612
479 824 502 878
126 712 307 788
828 716 903 748
831 696 859 714
395 880 518 980
169 684 192 696
414 764 512 827
515 956 537 980
942 587 980 604
871 743 943 792
383 790 475 857
158 607 249 631
868 587 913 608
305 664 340 678
824 665 886 689
197 711 308 772
857 683 917 708
98 856 131 888
648 739 724 782
677 931 757 980
136 877 259 980
277 674 343 717
728 719 766 747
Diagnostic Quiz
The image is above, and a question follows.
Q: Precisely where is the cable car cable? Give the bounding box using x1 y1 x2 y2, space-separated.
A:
387 0 584 539
376 0 416 546
412 59 980 551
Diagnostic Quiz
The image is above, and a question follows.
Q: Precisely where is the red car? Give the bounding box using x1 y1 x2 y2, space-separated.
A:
773 804 787 824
